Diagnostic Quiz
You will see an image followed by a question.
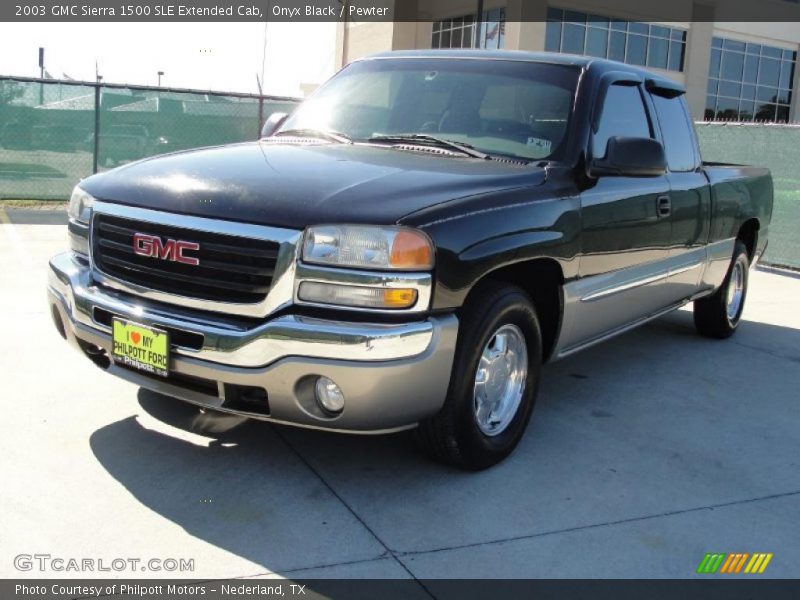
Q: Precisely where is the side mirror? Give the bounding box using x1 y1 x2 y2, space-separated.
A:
589 136 667 178
260 112 288 139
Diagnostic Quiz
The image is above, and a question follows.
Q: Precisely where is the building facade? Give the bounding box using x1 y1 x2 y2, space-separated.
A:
333 0 800 121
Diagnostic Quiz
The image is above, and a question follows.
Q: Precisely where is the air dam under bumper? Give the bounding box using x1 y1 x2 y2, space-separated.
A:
47 252 458 433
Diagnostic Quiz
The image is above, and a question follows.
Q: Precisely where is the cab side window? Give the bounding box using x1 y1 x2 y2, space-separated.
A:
651 93 698 172
592 84 652 159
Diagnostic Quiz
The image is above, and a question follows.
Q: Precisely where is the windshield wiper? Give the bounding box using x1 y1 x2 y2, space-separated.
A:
273 128 352 144
368 134 491 160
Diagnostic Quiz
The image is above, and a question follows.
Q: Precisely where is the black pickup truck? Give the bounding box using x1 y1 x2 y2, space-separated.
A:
48 50 772 469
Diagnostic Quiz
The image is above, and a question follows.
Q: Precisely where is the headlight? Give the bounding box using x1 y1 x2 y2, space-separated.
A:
302 225 433 271
67 186 95 224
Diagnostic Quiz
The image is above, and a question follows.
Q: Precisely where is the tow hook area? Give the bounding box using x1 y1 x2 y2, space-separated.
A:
77 338 111 369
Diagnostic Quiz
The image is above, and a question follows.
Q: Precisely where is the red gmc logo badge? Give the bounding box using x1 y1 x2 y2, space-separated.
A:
132 233 200 266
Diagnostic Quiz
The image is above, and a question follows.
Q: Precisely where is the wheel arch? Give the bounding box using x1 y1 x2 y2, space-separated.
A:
737 218 760 263
462 258 564 362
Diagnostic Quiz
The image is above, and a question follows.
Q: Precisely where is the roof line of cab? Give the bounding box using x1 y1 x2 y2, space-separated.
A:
360 49 685 94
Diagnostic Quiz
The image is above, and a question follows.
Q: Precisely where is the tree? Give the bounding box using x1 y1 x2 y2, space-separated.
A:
0 80 25 107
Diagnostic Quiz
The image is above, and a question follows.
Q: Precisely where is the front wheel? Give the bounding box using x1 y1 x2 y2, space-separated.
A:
694 240 750 339
415 282 542 470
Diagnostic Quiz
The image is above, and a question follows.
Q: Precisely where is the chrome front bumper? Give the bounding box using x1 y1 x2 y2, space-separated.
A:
48 252 458 433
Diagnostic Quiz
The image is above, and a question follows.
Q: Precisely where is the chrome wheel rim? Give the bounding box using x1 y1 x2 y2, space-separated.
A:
726 260 745 322
473 324 528 437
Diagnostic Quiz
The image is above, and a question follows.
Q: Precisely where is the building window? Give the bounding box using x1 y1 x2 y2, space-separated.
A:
432 9 505 50
705 37 796 122
545 8 686 73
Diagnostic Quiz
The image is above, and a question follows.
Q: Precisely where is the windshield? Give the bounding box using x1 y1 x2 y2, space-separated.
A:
278 58 579 161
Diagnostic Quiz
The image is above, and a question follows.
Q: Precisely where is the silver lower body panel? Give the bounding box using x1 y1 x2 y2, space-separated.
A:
552 239 735 360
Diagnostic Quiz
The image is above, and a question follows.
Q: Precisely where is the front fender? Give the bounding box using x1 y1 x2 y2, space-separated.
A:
407 188 581 311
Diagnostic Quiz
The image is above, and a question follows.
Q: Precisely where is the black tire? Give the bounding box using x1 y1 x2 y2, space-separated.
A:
415 281 542 470
694 240 749 339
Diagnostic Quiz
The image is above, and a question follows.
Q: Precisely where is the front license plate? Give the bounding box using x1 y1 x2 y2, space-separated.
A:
111 318 170 377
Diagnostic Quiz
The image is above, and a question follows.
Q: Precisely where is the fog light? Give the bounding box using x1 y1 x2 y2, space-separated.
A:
315 376 345 414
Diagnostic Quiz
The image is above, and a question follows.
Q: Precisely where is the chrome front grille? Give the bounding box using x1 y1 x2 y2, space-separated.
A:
92 213 281 305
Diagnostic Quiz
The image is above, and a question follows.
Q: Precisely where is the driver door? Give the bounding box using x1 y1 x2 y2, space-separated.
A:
565 80 672 350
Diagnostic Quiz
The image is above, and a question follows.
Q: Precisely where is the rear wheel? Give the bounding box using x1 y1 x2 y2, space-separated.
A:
694 240 749 339
415 282 542 470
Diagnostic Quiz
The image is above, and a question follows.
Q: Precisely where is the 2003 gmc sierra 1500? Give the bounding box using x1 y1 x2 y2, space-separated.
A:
48 50 773 469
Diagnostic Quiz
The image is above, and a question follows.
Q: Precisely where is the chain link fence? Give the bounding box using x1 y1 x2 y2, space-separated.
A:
1 77 798 267
0 76 299 200
696 121 800 269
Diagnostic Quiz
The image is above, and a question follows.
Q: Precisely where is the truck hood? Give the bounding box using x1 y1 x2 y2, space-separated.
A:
79 141 546 230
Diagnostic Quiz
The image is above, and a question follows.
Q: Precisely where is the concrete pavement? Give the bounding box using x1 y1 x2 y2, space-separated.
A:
1 209 798 581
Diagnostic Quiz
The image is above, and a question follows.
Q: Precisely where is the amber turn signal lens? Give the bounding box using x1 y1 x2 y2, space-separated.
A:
381 288 418 308
298 282 418 309
389 230 434 269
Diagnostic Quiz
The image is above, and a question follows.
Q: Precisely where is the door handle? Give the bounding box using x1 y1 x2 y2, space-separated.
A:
657 195 671 218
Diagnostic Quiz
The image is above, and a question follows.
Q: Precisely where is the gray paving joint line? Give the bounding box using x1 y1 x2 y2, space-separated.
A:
114 486 799 586
271 427 436 597
274 555 398 577
395 488 800 559
729 338 800 363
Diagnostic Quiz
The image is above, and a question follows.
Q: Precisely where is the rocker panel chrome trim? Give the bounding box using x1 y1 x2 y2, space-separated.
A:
552 239 735 360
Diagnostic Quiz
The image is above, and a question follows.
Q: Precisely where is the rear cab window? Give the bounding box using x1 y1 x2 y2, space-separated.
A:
650 92 699 172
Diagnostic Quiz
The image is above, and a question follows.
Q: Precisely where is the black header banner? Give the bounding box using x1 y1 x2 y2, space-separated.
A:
2 0 800 22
